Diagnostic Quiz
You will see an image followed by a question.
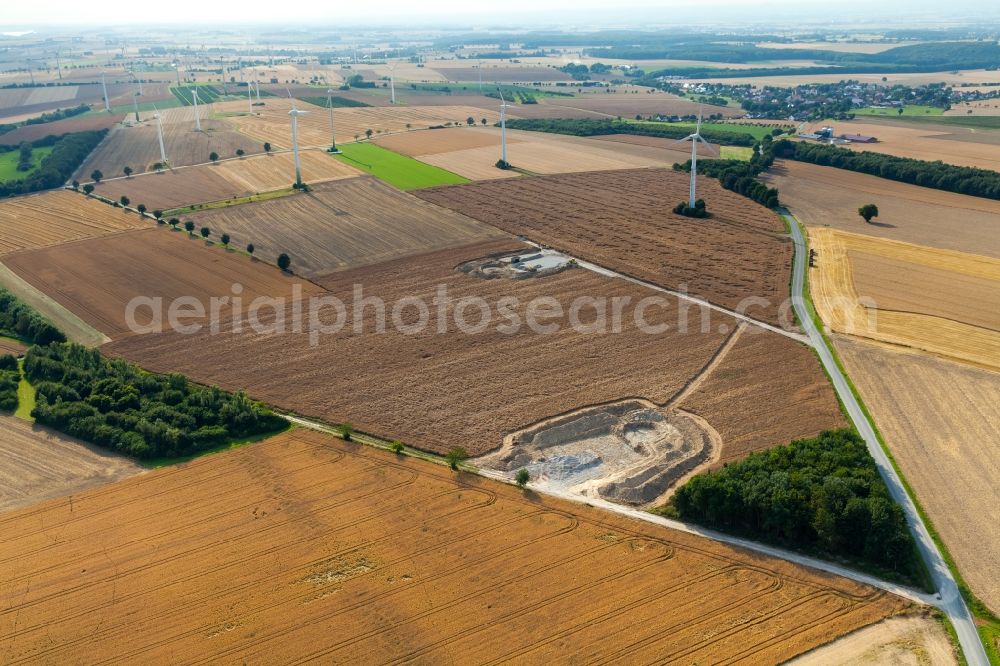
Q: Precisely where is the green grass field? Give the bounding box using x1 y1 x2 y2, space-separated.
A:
720 146 753 160
854 105 944 117
299 96 371 109
15 360 35 422
333 142 469 190
0 146 53 182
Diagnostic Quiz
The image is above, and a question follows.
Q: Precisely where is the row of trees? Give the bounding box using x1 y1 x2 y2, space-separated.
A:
0 288 66 345
503 118 759 147
774 138 1000 200
0 354 19 411
669 429 921 583
0 103 90 135
24 343 287 460
0 130 107 197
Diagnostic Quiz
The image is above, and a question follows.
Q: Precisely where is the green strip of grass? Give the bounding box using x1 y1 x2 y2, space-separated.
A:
0 146 54 182
854 105 944 117
720 145 752 161
15 359 35 422
333 142 469 190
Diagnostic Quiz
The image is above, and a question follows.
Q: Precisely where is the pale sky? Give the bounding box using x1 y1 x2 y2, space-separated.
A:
3 0 996 28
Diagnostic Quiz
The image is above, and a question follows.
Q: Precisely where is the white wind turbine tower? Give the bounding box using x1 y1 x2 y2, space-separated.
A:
192 87 202 131
152 105 167 165
388 63 396 105
246 70 254 113
326 88 340 153
498 89 509 167
288 99 308 187
669 107 716 208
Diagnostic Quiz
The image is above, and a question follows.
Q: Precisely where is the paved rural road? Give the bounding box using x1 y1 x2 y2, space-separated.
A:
782 210 988 666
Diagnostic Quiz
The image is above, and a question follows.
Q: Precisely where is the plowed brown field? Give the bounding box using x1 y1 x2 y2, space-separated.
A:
835 335 1000 614
507 93 739 120
0 113 124 144
3 227 323 339
0 428 907 664
94 151 362 210
0 190 146 256
0 416 142 514
676 327 847 464
416 169 792 326
106 240 739 455
762 160 1000 258
215 99 502 150
188 177 506 277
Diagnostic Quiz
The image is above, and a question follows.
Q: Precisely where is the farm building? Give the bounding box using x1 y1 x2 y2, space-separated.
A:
842 133 879 143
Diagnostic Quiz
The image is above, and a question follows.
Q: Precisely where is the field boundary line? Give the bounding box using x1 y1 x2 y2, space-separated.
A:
520 239 810 344
0 261 108 346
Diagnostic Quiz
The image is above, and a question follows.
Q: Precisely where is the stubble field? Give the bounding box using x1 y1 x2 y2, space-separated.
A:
0 190 146 256
416 169 793 326
506 93 739 120
0 113 125 144
3 227 323 339
215 99 502 150
94 150 362 210
762 160 1000 258
189 177 506 278
808 227 1000 371
0 416 143 514
0 428 907 664
834 335 1000 614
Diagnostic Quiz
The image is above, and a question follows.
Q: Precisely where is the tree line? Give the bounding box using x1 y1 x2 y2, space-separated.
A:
773 138 1000 200
667 429 922 584
0 354 18 411
0 103 89 136
0 288 66 345
503 118 759 147
25 342 287 460
0 130 107 197
675 134 780 208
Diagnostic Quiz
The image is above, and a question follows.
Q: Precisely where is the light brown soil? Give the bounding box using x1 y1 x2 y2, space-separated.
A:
787 614 958 665
0 113 125 144
438 65 572 82
94 150 362 210
75 117 262 178
508 93 739 120
676 326 847 464
762 160 1000 258
189 177 507 278
105 240 739 456
801 120 1000 171
375 126 524 156
0 190 147 256
3 227 324 339
215 99 501 150
0 416 142 514
0 427 909 664
416 168 792 326
416 128 685 180
834 335 1000 615
0 338 26 356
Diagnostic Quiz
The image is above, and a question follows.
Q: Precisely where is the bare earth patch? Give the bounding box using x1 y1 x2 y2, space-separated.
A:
786 614 957 666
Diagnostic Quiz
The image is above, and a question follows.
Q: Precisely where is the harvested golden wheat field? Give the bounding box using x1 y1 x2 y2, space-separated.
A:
189 177 507 277
762 160 1000 258
94 151 362 210
215 99 502 150
0 417 142 514
0 428 908 664
834 335 1000 615
0 190 145 256
808 227 1000 371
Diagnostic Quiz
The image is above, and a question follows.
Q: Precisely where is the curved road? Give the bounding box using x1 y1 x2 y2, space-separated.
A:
783 209 987 666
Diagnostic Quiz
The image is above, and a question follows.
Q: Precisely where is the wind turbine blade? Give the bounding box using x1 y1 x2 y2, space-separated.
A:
497 88 505 104
663 137 692 151
696 105 703 134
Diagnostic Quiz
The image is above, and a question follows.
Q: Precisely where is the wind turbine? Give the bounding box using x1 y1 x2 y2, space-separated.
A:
192 87 202 131
498 89 509 167
326 88 339 153
288 99 308 187
131 80 140 122
388 63 396 105
246 71 254 113
669 107 716 208
152 105 167 165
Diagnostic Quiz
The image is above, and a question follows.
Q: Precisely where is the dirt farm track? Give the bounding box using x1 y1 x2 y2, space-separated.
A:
0 428 908 663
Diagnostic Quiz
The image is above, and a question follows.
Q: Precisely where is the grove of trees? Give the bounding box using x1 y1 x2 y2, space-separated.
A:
0 130 108 197
0 288 66 345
